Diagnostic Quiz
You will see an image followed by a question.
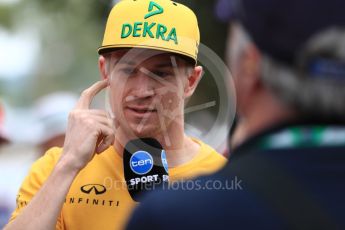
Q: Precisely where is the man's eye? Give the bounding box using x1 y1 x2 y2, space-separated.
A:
121 68 135 75
153 71 172 78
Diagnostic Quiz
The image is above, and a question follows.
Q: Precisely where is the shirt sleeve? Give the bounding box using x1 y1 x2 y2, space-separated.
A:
7 147 64 230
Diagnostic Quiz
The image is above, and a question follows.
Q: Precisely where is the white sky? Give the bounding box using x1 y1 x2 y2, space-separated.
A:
0 0 21 5
0 28 40 80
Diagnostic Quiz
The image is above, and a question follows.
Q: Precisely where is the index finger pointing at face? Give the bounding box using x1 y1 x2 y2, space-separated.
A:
75 80 109 109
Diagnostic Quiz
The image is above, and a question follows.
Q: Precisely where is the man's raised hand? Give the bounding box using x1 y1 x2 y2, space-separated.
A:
61 80 115 171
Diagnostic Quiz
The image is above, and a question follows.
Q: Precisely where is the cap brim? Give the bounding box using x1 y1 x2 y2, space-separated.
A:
98 45 197 65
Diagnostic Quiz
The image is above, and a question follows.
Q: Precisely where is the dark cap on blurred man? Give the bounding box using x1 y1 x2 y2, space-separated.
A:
234 0 345 64
226 0 345 147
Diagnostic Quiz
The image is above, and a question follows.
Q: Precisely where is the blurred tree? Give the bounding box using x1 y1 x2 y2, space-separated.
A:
177 0 229 116
0 5 15 29
178 0 228 58
0 0 111 105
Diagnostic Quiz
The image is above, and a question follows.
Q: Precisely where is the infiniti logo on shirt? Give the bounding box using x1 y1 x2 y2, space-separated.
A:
81 184 107 195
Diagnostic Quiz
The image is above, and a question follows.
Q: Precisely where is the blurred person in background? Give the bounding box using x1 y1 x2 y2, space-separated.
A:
0 99 9 146
0 99 11 228
0 93 76 228
0 101 36 229
127 0 345 229
4 1 227 230
32 92 78 156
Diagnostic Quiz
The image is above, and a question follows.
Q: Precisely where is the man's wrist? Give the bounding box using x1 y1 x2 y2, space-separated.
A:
56 153 82 176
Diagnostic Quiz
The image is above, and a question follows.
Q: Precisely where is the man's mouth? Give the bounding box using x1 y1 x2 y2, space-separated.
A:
126 106 158 115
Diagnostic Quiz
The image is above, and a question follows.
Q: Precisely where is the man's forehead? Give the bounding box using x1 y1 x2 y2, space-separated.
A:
105 48 184 66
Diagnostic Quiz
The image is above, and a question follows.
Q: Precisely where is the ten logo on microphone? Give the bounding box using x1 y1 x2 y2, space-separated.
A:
161 150 169 173
130 150 154 175
124 138 169 201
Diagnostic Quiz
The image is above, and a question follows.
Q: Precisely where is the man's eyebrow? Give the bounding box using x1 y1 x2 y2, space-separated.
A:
115 59 136 66
154 62 174 68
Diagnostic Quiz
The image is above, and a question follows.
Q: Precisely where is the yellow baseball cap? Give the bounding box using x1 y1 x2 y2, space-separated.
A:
98 0 200 64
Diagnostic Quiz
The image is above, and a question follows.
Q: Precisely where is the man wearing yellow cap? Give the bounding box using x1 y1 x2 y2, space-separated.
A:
5 1 226 229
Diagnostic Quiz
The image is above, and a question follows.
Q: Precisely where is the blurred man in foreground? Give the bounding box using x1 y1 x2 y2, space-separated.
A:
128 0 345 229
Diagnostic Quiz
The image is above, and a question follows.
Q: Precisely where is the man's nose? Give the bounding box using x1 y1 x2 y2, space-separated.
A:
131 71 155 99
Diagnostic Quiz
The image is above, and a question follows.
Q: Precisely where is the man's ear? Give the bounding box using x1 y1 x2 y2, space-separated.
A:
98 55 108 80
240 43 262 88
184 66 203 98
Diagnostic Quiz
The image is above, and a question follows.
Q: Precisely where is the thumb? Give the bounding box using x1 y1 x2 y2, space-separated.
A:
96 132 115 154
